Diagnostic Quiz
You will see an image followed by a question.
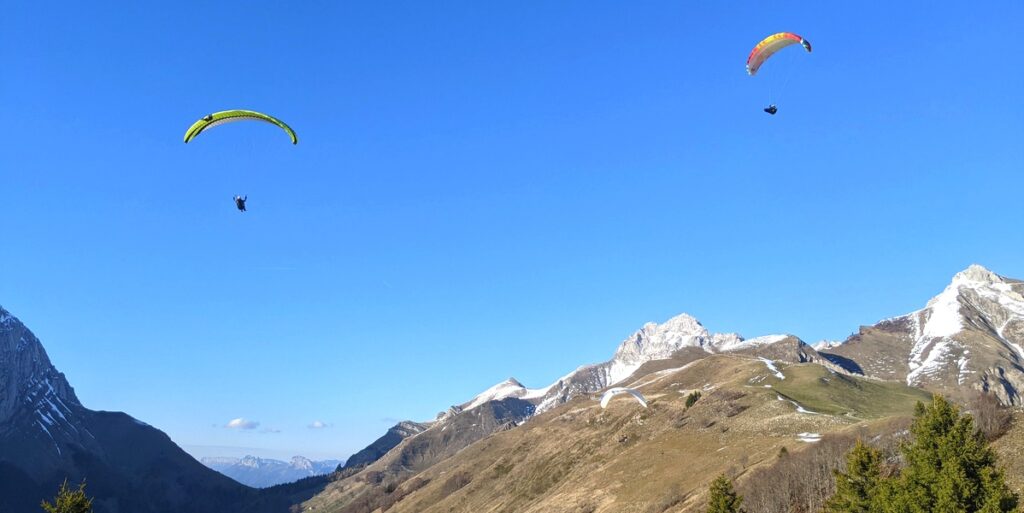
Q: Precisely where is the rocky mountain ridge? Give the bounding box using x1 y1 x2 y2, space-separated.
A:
323 264 1024 510
6 263 1024 512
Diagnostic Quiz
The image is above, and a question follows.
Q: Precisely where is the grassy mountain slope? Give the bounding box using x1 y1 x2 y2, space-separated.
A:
303 355 930 513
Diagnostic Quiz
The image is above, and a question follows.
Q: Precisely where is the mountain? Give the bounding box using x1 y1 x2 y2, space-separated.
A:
821 264 1024 404
202 455 343 488
308 312 839 512
343 421 430 469
0 305 271 513
523 314 817 414
302 354 933 513
8 264 1022 512
304 264 1024 512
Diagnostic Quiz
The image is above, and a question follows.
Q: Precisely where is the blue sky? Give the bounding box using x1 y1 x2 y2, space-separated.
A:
1 2 1021 460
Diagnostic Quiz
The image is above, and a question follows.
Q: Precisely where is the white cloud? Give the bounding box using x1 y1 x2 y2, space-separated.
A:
225 418 260 430
308 420 331 429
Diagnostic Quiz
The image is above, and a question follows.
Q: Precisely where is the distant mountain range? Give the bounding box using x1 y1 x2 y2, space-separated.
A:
4 264 1024 512
201 455 343 488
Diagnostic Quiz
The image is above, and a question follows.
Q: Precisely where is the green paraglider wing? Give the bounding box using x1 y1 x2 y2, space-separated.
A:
184 110 298 144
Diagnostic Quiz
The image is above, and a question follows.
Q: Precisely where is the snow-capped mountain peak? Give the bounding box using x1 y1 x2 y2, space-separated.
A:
238 455 263 468
612 313 709 361
463 378 527 410
823 265 1024 402
516 314 806 415
289 456 314 470
812 340 843 351
201 455 344 488
953 264 1007 287
913 264 1011 340
608 313 744 383
903 264 1024 383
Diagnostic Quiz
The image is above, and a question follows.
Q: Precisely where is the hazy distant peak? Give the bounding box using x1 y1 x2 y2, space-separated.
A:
289 455 313 470
812 340 843 351
201 454 343 488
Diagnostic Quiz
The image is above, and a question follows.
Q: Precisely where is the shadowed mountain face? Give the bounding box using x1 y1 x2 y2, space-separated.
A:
0 306 287 513
343 421 429 469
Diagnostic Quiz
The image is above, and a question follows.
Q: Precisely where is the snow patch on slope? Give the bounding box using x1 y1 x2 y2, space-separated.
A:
798 432 822 443
759 358 785 379
777 394 818 414
920 284 963 339
957 351 972 385
715 334 788 352
907 339 957 385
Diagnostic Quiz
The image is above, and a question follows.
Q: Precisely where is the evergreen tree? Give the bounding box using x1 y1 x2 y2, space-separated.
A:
40 480 92 513
885 395 1018 513
706 474 745 513
686 391 702 409
826 439 882 513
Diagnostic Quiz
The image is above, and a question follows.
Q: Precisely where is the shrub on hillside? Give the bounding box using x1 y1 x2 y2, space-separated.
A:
968 391 1013 441
706 474 744 513
41 480 93 513
686 391 702 409
380 477 430 512
438 471 472 499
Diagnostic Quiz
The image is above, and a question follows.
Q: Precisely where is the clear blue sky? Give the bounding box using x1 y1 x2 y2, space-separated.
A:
1 2 1021 460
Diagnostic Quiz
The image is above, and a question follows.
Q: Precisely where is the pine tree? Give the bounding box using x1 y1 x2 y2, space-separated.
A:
706 474 745 513
826 439 882 513
686 391 702 409
40 480 93 513
885 395 1018 513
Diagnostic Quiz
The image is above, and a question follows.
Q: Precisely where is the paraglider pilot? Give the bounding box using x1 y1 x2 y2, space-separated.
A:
234 195 247 212
764 104 778 115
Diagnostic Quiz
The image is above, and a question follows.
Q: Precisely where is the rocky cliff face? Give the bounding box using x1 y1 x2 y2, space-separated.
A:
0 306 264 513
0 307 98 476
